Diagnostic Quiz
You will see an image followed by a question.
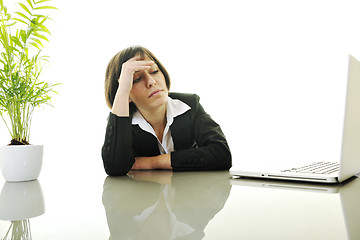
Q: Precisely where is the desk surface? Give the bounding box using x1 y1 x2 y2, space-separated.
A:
0 170 359 240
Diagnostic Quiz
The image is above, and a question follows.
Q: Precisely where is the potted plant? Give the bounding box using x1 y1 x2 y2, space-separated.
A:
0 0 58 182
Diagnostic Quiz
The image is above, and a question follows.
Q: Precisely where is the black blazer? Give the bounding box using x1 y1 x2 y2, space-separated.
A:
101 93 232 176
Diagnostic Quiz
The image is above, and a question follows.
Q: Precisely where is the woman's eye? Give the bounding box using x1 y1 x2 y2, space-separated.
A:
133 77 142 84
151 70 159 74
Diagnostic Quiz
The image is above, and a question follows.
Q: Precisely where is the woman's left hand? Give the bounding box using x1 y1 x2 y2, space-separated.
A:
132 154 172 170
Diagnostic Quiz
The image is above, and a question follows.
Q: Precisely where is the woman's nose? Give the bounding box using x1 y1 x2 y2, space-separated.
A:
145 73 156 87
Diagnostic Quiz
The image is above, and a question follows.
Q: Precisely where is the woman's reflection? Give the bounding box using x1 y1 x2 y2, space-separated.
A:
102 171 231 240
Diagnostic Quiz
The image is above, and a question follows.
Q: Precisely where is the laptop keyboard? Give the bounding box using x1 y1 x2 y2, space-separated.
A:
281 162 339 174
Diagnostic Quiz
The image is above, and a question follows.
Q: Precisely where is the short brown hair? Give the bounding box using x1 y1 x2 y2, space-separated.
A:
104 46 171 110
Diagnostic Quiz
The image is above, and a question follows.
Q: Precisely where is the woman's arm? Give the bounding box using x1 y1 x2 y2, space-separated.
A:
102 55 155 176
112 55 154 117
131 154 172 170
171 95 232 171
101 113 135 176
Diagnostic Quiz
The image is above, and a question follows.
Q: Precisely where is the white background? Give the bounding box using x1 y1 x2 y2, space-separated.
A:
1 0 360 171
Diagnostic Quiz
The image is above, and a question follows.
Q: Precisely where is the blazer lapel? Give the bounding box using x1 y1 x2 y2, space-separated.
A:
171 111 193 151
132 125 160 156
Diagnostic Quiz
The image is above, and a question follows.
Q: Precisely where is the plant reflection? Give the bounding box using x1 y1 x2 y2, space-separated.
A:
0 180 44 240
2 219 32 240
102 171 231 240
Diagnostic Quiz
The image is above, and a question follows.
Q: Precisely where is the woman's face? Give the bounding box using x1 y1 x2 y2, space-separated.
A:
129 55 169 112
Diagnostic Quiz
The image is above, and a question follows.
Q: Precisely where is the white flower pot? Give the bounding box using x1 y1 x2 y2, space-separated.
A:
0 145 43 182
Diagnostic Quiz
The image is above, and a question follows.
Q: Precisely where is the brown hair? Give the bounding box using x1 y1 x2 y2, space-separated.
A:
104 45 171 110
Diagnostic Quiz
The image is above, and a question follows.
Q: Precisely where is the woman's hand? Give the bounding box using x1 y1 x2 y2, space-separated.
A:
117 55 154 95
131 154 172 170
112 55 154 116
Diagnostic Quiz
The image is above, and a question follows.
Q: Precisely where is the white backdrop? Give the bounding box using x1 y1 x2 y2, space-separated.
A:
1 0 360 171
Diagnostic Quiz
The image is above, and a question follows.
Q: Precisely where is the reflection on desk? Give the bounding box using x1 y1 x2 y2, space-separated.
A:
102 171 232 240
220 176 360 240
0 171 359 239
0 180 45 240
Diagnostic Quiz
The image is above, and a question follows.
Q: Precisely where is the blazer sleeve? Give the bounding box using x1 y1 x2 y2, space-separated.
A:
101 113 135 176
170 94 232 171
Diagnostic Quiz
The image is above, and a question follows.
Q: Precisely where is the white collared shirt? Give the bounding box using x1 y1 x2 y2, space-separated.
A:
132 97 191 154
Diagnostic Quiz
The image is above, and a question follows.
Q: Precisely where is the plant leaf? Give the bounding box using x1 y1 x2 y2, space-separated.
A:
26 0 33 9
33 32 48 41
11 18 28 25
34 6 57 10
36 0 53 4
29 41 40 50
14 12 30 22
30 37 44 48
37 23 50 34
10 36 22 48
18 3 32 16
20 29 27 43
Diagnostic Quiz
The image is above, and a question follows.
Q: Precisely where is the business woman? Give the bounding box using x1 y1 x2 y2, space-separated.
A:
102 46 231 176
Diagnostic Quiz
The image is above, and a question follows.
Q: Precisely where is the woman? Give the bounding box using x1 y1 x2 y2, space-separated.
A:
102 46 231 176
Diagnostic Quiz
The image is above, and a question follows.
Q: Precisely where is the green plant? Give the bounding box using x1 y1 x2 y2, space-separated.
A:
0 0 58 145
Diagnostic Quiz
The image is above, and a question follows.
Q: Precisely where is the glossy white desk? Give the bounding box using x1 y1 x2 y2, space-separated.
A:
0 170 359 239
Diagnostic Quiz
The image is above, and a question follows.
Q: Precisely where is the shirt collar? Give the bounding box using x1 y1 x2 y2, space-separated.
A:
132 96 191 129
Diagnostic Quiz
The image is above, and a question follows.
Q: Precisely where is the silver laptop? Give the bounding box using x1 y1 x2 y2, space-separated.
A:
230 55 360 183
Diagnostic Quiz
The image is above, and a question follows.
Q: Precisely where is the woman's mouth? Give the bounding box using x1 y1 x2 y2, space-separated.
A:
148 89 162 98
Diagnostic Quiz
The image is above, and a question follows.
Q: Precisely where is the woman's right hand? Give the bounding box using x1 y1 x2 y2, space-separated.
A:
117 55 154 95
112 55 154 117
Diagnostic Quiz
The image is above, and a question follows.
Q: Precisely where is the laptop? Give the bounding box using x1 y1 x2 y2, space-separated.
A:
230 55 360 183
